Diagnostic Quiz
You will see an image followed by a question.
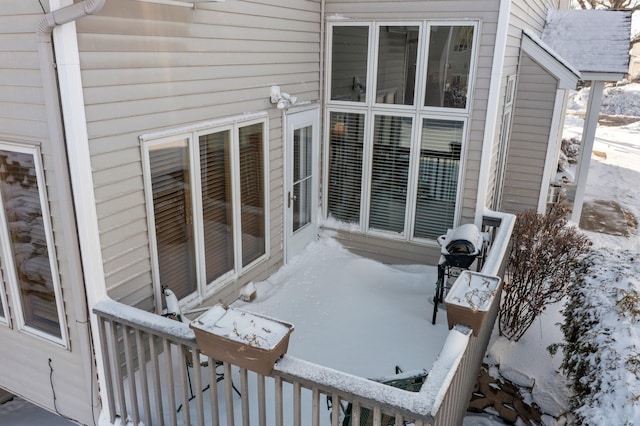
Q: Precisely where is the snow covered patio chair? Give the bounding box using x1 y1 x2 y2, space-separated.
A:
162 288 241 411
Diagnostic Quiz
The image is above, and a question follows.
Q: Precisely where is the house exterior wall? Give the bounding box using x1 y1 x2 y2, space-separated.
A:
323 0 500 261
74 0 321 309
501 53 558 213
487 0 563 211
0 2 96 424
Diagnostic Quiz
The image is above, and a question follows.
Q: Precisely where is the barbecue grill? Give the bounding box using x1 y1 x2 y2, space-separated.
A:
432 224 488 324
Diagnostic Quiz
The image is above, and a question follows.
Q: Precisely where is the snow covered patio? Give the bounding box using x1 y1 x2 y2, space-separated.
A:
92 211 514 426
233 235 450 379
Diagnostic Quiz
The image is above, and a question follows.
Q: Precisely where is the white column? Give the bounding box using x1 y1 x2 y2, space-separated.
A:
571 80 605 224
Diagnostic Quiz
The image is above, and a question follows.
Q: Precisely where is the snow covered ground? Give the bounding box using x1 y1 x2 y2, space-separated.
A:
482 82 640 425
2 84 639 425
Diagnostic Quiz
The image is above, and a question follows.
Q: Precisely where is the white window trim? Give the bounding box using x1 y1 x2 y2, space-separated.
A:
324 20 478 243
0 142 68 347
141 113 270 309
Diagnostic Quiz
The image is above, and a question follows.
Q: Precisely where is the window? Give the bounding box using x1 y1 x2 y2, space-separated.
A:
0 143 67 344
326 22 477 241
143 116 268 303
424 25 476 109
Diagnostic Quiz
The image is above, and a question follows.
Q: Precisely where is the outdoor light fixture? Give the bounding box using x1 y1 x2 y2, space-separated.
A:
270 85 297 110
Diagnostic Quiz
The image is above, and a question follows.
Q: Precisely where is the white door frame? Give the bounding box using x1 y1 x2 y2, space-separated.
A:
284 105 320 263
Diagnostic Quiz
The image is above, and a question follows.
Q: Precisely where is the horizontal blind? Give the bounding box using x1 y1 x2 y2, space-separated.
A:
239 123 265 267
369 115 412 233
200 131 235 284
327 112 365 224
0 150 61 338
149 142 197 300
413 119 463 239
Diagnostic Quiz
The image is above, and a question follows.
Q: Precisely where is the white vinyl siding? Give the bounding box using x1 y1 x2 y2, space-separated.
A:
0 4 97 422
501 54 558 213
75 0 321 307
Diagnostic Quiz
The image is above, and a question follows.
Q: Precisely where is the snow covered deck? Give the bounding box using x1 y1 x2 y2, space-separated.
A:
233 236 450 379
92 211 514 426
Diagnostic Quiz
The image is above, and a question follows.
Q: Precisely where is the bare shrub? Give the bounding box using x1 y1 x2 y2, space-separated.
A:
498 205 591 341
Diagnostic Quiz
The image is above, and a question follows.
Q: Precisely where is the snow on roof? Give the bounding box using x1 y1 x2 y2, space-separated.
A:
542 10 631 75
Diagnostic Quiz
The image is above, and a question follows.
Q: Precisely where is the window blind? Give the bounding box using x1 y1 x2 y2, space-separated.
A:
149 142 197 300
328 112 365 224
369 115 412 233
238 123 265 267
200 131 234 283
413 119 463 239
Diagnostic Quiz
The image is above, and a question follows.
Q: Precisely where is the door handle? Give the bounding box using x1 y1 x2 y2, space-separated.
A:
288 191 297 208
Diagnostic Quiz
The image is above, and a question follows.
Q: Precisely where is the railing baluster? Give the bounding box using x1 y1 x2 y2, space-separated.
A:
352 400 361 426
177 345 191 426
331 392 339 426
372 406 382 425
275 375 283 426
223 362 234 425
97 317 116 424
148 335 164 426
240 367 249 426
394 413 403 426
108 320 127 423
293 382 301 426
163 339 177 426
311 387 319 426
257 373 266 426
122 325 139 424
135 329 152 425
192 348 205 426
208 357 220 426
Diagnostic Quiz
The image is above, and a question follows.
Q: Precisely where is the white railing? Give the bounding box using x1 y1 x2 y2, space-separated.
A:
93 210 514 426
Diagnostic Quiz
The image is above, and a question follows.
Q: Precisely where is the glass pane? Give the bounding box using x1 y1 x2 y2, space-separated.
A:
328 112 365 224
200 131 234 283
149 141 197 300
331 26 369 102
376 26 419 105
413 119 463 239
293 126 312 233
293 177 312 233
239 123 265 267
369 116 412 233
0 150 61 337
424 25 474 109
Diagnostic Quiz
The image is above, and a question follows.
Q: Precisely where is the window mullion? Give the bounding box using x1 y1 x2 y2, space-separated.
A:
190 133 207 297
361 111 374 231
405 117 421 240
230 124 243 275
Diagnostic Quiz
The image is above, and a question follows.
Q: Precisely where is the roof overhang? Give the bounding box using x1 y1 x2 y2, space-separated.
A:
521 30 580 90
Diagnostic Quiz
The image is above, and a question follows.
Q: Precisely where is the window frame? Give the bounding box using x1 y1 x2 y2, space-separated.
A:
141 114 269 308
324 20 478 243
0 141 68 346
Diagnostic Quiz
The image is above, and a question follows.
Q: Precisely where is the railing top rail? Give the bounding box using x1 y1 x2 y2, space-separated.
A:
93 298 195 346
481 208 516 277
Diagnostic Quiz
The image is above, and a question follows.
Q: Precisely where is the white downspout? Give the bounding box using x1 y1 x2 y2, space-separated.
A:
36 0 109 421
474 0 511 226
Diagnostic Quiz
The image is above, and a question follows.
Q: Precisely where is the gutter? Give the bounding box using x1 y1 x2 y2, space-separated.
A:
36 0 109 421
474 0 511 226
